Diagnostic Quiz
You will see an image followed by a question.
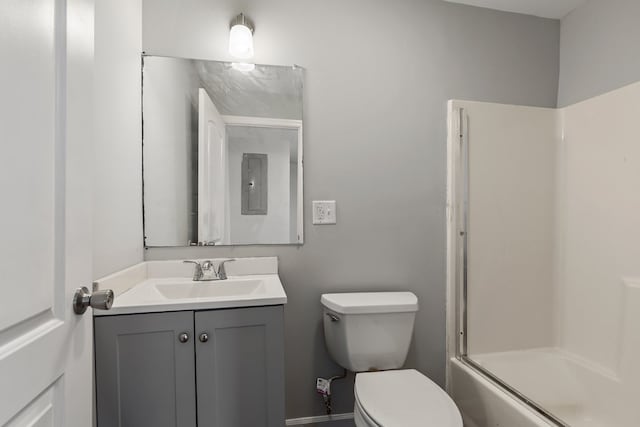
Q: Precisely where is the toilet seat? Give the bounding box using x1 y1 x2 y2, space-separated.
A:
354 369 463 427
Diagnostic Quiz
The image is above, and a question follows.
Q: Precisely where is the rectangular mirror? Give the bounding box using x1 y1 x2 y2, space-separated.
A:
142 55 304 247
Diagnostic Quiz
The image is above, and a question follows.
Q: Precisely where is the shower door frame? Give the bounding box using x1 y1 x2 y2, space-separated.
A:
446 103 568 427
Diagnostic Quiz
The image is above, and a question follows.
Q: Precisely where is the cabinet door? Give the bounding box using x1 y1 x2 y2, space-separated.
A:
94 311 197 427
195 306 285 427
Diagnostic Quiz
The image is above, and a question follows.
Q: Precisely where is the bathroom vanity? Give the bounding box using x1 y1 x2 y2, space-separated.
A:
91 55 301 426
92 258 286 427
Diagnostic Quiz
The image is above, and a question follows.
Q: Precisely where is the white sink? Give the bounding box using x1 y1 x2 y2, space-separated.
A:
155 278 265 299
92 258 287 316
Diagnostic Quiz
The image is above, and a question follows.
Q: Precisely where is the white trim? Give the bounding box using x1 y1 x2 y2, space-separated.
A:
285 412 355 425
221 115 302 129
296 123 304 244
445 100 462 392
222 115 304 244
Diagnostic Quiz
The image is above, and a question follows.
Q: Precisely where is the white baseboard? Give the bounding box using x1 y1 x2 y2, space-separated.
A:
285 412 354 425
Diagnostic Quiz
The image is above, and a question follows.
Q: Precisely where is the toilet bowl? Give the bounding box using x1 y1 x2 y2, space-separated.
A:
320 292 462 427
354 369 462 427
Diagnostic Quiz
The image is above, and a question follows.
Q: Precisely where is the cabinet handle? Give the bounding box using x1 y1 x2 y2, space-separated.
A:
199 332 209 343
178 333 189 343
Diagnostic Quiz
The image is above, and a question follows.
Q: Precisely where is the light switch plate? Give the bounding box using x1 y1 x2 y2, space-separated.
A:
312 200 336 225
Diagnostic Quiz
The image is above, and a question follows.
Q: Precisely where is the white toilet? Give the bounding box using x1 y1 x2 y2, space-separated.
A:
321 292 462 427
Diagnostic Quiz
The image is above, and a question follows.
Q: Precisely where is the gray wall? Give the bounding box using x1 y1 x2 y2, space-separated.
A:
558 0 640 107
94 0 144 279
143 57 199 247
142 0 560 418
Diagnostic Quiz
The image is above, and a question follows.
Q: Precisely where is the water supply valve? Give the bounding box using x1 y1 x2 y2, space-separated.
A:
316 377 331 396
315 370 347 415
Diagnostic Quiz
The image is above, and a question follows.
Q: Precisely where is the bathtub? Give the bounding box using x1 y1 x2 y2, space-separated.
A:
445 98 640 427
449 348 634 427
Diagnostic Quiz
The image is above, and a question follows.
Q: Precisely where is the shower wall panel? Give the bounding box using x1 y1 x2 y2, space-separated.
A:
556 81 640 373
450 100 559 355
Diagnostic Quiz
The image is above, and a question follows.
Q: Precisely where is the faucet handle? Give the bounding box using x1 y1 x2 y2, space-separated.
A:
216 259 236 280
183 260 204 280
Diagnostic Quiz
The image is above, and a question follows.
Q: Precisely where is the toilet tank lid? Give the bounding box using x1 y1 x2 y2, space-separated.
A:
321 292 418 314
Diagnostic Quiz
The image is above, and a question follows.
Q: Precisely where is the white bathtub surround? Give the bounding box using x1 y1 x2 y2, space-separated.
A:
447 81 640 426
556 84 640 370
450 101 558 355
93 257 285 315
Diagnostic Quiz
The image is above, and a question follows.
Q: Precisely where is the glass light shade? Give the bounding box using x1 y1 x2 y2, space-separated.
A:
229 24 254 59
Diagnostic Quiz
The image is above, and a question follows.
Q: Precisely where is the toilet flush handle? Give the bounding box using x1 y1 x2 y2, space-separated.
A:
326 313 340 322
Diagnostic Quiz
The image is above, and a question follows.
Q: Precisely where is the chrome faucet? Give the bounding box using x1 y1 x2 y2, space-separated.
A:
183 259 235 281
183 260 214 281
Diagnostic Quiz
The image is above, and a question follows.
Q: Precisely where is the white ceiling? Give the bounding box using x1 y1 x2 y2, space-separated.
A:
443 0 587 19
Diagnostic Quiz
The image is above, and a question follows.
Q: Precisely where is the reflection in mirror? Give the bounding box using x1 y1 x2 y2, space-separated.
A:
142 55 303 247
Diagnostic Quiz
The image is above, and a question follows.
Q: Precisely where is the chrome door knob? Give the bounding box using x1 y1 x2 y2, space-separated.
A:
178 333 189 343
91 290 114 310
199 333 209 343
73 287 114 314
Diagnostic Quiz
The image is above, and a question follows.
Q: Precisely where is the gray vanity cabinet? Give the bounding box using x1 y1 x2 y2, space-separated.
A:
94 311 197 427
195 306 285 426
94 306 285 427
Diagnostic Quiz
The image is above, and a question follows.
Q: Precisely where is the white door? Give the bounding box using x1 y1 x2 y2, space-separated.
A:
197 88 228 245
0 0 94 425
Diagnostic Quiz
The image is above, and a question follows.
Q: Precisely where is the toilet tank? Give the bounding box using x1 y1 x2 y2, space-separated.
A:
321 292 418 372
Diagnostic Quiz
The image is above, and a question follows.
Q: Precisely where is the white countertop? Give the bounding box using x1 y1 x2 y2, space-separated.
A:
93 257 287 316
